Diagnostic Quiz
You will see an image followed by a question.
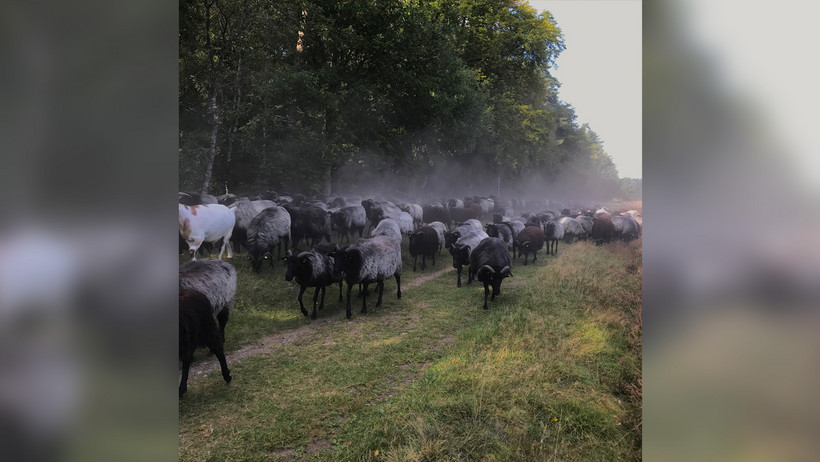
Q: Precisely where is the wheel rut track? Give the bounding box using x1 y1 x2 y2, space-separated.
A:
185 265 454 381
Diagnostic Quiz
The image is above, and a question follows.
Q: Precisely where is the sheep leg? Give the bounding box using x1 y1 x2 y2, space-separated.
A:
179 358 192 397
524 252 529 266
456 266 462 287
338 281 343 302
395 273 402 299
432 251 436 267
216 309 229 344
345 282 354 319
413 254 418 272
361 282 369 314
319 286 327 311
467 269 474 285
483 282 490 310
208 340 231 384
421 254 426 271
312 286 320 319
533 251 537 262
298 286 309 317
375 280 385 307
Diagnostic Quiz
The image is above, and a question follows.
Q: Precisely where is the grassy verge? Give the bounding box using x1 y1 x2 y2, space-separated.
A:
179 239 642 461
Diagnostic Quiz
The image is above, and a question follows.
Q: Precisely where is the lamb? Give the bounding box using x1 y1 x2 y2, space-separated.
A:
179 289 232 397
543 220 564 255
335 235 402 319
371 218 403 243
178 259 236 342
282 246 343 320
450 229 489 287
515 225 545 265
179 203 235 260
246 206 292 272
331 205 367 244
409 226 440 271
468 237 513 310
485 223 515 258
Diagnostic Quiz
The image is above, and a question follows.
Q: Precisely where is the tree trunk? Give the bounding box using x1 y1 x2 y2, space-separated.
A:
200 91 219 196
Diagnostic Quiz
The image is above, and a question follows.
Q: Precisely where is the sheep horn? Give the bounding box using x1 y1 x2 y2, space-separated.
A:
501 266 512 277
481 265 496 274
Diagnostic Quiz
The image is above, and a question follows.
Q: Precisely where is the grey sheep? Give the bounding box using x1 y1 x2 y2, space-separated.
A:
331 205 367 244
371 218 403 243
335 235 402 319
450 229 489 287
246 206 292 272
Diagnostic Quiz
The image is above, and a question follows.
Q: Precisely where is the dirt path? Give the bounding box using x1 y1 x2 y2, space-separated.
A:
187 266 454 381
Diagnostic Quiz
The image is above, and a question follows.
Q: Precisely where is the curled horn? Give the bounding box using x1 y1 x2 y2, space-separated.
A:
477 265 495 278
501 266 512 277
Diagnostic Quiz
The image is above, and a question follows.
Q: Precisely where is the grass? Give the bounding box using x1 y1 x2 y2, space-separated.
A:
179 237 642 461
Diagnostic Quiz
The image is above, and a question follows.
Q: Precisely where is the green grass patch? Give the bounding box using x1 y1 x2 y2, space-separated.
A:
180 239 642 461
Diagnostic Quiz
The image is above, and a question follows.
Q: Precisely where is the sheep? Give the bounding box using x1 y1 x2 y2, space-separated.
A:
444 222 476 250
178 259 237 343
179 203 235 260
423 203 450 229
468 237 513 310
515 226 545 265
448 204 482 224
361 199 402 233
397 203 423 230
485 223 515 258
228 198 277 252
285 204 332 250
408 226 440 271
385 211 414 235
179 289 232 397
282 246 343 319
543 220 564 255
449 229 489 287
425 221 446 254
558 216 586 243
331 205 367 244
371 218 403 243
335 235 402 319
575 215 594 237
590 216 615 245
458 218 484 233
612 215 641 242
447 198 464 209
246 206 292 272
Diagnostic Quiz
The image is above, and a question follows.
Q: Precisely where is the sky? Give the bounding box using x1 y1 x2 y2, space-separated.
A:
528 0 642 179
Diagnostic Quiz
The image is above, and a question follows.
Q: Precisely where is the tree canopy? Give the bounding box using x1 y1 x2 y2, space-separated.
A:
179 0 629 200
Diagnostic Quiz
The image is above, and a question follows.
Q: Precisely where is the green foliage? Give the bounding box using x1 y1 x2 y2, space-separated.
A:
179 0 628 196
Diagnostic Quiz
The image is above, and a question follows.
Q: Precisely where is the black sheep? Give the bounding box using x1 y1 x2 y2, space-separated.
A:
468 237 513 310
178 260 236 342
590 216 615 245
179 289 232 397
335 235 402 319
450 229 489 287
282 246 343 320
516 225 545 265
408 226 439 271
423 203 450 229
285 204 332 250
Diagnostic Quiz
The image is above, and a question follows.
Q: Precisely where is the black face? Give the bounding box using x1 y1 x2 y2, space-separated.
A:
452 246 469 268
